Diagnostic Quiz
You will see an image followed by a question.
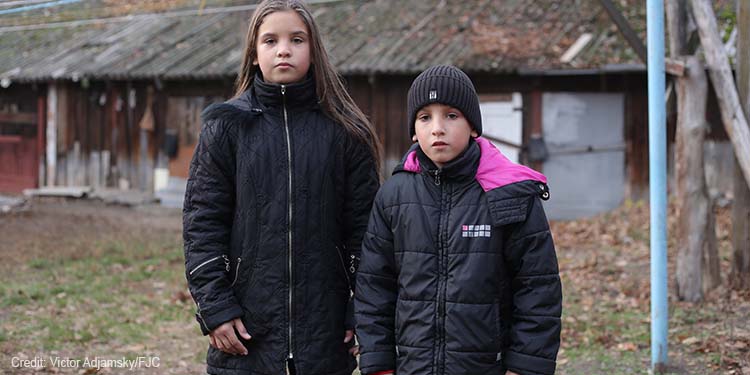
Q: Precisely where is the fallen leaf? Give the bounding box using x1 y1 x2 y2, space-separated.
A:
682 337 700 345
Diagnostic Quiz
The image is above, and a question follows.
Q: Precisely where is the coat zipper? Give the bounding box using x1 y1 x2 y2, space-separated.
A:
335 245 351 287
189 254 230 276
282 84 295 362
230 257 242 287
436 179 450 374
196 302 209 332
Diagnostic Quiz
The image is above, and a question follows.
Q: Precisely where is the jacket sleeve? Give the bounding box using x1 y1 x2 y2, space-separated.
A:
502 196 562 375
354 190 398 375
342 136 380 328
342 137 380 288
183 118 243 336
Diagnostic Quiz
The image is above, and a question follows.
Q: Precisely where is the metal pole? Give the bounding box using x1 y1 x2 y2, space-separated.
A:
647 0 668 370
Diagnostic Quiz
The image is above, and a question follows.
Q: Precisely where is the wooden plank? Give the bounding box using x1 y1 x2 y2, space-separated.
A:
37 95 45 188
0 112 36 124
57 83 68 159
597 0 648 63
46 83 57 186
691 0 750 187
527 90 543 172
666 0 688 58
90 151 101 188
731 0 750 289
665 57 686 77
22 186 92 198
369 75 387 166
674 56 716 301
625 90 649 199
0 135 22 143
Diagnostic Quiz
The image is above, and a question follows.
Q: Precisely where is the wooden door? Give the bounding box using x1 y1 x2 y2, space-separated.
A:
0 111 39 193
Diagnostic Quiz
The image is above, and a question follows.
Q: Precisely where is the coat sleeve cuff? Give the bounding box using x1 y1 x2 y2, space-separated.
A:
359 351 396 375
504 350 556 375
196 303 243 336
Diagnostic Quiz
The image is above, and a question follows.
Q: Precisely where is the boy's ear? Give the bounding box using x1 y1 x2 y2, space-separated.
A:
412 134 418 142
471 129 478 138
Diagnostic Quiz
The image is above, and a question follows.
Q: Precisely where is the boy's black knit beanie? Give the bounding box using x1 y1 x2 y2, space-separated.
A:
407 65 482 138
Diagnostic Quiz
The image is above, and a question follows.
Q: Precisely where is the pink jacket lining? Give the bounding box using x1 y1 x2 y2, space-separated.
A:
402 137 547 192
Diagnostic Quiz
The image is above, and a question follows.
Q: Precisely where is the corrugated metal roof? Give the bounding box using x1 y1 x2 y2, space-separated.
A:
0 0 649 82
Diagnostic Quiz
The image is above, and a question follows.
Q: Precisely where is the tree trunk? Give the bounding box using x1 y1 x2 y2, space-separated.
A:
675 57 715 301
731 0 750 289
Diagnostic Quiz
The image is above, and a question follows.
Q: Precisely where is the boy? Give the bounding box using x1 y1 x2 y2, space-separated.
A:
354 65 562 375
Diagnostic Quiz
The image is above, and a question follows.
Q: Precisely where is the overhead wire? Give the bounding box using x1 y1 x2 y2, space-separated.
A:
0 0 81 16
0 0 348 33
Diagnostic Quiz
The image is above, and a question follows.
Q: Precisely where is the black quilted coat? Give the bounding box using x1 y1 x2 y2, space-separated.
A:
183 74 379 375
354 138 562 375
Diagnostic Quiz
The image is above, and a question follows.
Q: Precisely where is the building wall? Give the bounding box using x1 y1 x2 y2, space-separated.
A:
31 80 230 191
9 71 735 216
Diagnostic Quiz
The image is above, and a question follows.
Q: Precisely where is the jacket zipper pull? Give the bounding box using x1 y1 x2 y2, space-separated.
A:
222 254 230 272
432 170 441 186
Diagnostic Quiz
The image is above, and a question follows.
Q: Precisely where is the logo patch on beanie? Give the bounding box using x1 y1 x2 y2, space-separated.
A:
429 90 437 100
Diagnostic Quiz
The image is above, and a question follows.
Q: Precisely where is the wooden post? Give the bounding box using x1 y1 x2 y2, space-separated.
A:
669 0 721 301
690 0 750 188
46 83 57 186
731 0 750 289
527 90 543 172
674 57 719 301
125 82 135 189
37 96 45 188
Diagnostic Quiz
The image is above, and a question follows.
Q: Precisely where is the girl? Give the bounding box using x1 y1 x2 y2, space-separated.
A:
183 1 380 374
354 65 562 375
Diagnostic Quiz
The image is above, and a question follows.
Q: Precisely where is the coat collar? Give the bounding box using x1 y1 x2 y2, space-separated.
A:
251 72 318 112
414 138 479 185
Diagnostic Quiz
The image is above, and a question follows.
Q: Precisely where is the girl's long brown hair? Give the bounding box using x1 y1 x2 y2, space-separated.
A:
234 0 382 175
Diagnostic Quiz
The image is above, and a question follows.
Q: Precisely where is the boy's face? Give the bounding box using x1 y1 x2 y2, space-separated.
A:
413 103 478 168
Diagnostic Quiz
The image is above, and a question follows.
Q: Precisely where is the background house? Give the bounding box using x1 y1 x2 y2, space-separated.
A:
0 0 735 219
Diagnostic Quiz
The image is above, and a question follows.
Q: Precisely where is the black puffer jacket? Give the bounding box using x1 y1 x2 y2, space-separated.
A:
354 137 562 375
184 74 379 375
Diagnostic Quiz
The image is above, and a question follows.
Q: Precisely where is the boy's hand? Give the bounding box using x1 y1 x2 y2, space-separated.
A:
504 371 520 375
209 318 251 355
344 329 359 356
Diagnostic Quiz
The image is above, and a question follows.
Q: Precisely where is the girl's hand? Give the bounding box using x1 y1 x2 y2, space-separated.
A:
344 329 359 356
504 371 520 375
209 318 251 355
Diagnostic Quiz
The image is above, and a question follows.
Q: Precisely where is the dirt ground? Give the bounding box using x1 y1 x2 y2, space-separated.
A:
0 198 748 374
0 198 205 374
0 198 181 273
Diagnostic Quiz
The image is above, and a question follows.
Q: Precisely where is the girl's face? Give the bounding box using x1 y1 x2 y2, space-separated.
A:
254 10 312 84
413 104 477 168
